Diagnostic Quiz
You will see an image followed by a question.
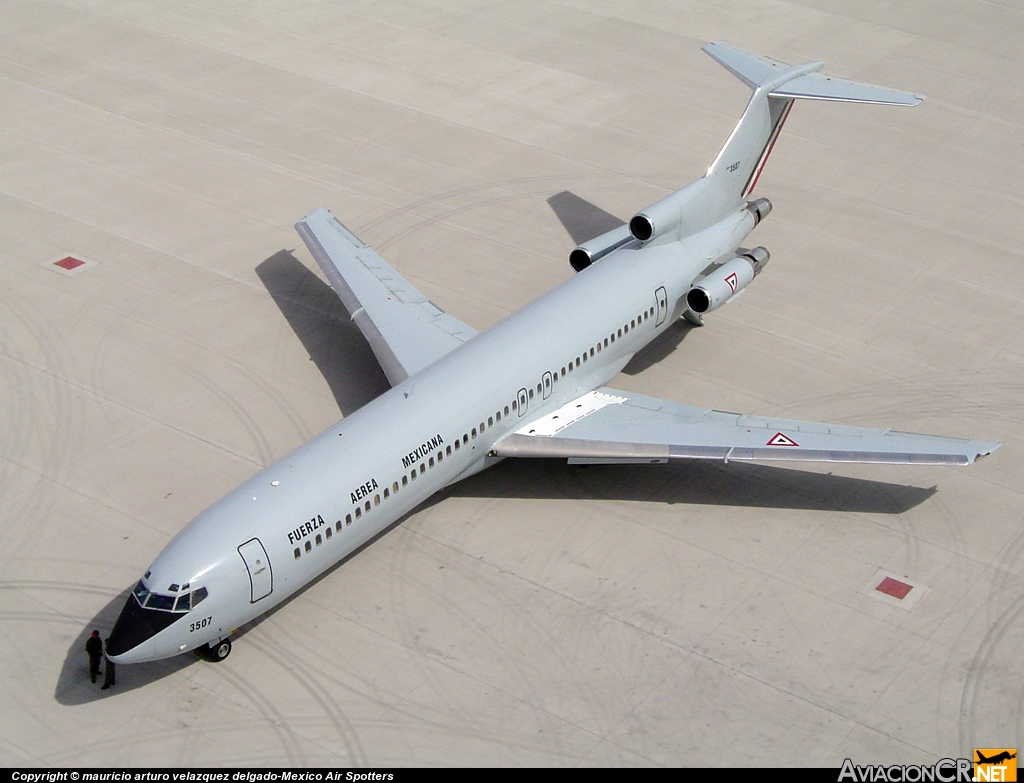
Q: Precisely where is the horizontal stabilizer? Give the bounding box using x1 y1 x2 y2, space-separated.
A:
770 72 922 105
702 42 922 104
701 43 794 89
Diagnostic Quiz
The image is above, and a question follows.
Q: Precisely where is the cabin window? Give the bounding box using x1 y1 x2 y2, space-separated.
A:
384 488 390 499
437 451 443 463
294 548 301 560
528 389 533 399
488 416 493 427
365 500 371 512
305 541 312 552
420 463 425 474
335 520 342 532
479 422 485 433
354 507 361 519
402 475 408 486
575 357 581 367
454 440 460 452
393 481 399 493
315 534 322 546
345 514 352 526
567 363 573 373
604 338 609 347
374 494 380 506
446 445 452 456
536 384 542 394
596 343 601 353
582 353 587 363
631 319 636 328
512 400 517 410
325 526 332 540
411 469 417 480
496 411 501 421
561 367 566 377
590 347 595 357
463 434 469 444
504 406 509 416
617 328 622 337
552 373 558 383
429 457 435 468
472 428 477 438
624 324 628 334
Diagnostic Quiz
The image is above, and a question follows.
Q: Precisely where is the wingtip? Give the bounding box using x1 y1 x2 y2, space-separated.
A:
971 441 1002 463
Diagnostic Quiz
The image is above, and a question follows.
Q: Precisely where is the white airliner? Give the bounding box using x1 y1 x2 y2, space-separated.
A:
106 44 998 664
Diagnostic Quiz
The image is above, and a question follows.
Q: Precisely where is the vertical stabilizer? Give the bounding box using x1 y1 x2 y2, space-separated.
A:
702 43 922 208
626 44 922 246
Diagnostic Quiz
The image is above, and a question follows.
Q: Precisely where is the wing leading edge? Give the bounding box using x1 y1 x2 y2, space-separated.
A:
492 389 999 466
295 208 478 385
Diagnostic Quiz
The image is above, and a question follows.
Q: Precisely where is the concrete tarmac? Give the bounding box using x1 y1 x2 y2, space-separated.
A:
1 0 1021 767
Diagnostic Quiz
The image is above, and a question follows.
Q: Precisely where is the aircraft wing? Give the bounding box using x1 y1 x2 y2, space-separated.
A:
295 208 478 385
492 389 999 466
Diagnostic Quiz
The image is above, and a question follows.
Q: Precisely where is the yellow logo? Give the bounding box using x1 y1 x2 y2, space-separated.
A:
975 749 1017 782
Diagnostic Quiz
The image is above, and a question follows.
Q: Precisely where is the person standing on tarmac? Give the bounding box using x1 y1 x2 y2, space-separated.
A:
85 630 103 683
101 638 116 690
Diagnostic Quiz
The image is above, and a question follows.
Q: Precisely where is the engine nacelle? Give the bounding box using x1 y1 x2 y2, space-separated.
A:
686 247 769 314
569 224 636 271
628 177 717 244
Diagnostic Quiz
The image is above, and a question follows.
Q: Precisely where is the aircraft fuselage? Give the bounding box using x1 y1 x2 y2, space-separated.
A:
106 204 757 663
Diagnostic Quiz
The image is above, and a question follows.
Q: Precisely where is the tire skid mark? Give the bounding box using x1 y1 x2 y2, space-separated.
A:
202 659 305 766
958 589 1024 750
386 525 581 759
243 628 368 764
0 296 76 555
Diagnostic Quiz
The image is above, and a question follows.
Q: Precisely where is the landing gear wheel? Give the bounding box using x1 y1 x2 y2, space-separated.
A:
204 639 231 662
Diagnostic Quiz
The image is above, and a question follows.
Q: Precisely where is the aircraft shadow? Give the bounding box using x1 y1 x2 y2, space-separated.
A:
623 318 696 374
255 250 389 417
54 587 199 705
547 191 625 245
450 458 936 514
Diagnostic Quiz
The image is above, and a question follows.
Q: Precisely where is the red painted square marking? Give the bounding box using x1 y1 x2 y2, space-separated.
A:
876 576 913 600
54 256 85 271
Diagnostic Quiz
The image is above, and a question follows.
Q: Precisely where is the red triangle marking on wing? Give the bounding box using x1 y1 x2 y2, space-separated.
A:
767 432 799 447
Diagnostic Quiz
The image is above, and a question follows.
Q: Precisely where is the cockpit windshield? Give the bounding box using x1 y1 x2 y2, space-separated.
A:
132 580 208 614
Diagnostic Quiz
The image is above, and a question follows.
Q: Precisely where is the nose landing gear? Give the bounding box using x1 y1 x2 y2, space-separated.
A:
197 638 232 662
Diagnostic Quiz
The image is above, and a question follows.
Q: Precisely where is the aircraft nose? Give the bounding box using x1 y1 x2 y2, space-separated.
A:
106 593 181 658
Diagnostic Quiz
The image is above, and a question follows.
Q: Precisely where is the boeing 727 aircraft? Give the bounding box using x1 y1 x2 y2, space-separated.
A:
106 44 999 664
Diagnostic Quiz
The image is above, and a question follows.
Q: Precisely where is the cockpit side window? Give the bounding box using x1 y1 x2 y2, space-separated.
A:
132 581 150 606
192 586 208 607
174 593 191 612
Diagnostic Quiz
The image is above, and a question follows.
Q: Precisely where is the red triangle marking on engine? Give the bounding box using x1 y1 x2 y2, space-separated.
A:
724 272 738 294
767 432 799 447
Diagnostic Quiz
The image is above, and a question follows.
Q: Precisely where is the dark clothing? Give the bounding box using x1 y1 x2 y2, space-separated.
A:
101 656 115 689
86 635 103 683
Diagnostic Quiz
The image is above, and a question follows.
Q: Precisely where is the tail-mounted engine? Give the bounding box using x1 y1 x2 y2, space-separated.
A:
569 224 636 271
686 246 770 314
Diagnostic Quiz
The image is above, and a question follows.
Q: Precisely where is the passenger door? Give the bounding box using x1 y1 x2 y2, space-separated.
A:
655 286 669 326
237 538 273 603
